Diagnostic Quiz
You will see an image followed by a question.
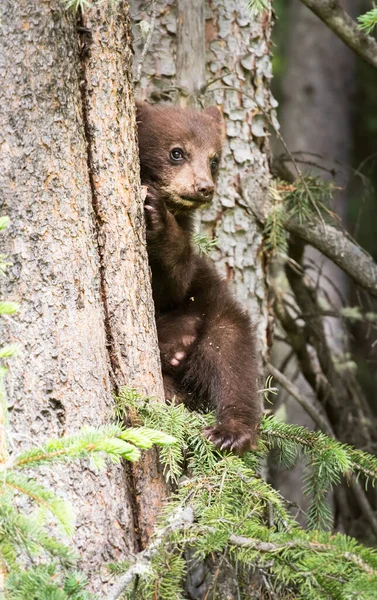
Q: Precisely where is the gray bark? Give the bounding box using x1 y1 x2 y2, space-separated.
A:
176 0 206 100
80 2 167 549
0 0 164 591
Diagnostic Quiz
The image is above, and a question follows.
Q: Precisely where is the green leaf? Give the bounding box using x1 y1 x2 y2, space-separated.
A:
0 344 18 359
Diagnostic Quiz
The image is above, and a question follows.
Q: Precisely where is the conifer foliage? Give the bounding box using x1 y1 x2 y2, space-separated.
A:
111 390 377 600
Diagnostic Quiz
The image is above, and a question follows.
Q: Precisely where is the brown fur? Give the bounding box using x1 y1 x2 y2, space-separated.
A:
137 102 261 454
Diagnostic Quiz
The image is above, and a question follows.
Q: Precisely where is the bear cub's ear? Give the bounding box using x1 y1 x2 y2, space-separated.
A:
204 105 225 138
135 100 149 122
204 105 224 124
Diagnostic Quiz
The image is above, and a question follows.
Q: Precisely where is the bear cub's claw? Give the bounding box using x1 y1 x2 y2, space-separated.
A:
144 189 168 237
204 421 258 456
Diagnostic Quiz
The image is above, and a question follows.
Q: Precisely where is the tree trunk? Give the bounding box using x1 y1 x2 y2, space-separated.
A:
0 0 165 591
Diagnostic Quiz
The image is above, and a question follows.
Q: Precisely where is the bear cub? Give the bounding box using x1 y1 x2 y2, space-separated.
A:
137 101 261 455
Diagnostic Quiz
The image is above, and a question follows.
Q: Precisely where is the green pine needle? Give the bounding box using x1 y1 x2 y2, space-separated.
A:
192 233 218 256
62 0 92 11
3 472 75 536
0 302 19 315
0 216 10 231
245 0 270 13
358 8 377 34
264 176 338 255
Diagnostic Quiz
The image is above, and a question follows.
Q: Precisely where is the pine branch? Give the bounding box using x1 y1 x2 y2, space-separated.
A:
266 363 377 535
245 0 269 13
250 187 377 299
227 534 377 576
7 425 174 472
262 417 377 484
110 395 377 599
192 233 218 256
2 473 74 535
298 0 377 70
62 0 92 10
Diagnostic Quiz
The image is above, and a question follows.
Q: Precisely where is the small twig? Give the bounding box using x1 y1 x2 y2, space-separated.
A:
250 189 377 300
285 219 377 300
206 84 327 224
278 349 295 375
227 534 377 575
349 475 377 539
203 552 226 600
107 504 194 600
266 362 334 436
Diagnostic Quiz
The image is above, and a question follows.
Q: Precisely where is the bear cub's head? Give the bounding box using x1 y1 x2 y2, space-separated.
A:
136 102 224 210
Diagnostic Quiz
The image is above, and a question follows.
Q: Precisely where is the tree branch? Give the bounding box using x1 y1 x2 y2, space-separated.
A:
247 189 377 299
284 218 377 300
228 534 376 575
108 505 194 600
299 0 377 70
266 362 334 436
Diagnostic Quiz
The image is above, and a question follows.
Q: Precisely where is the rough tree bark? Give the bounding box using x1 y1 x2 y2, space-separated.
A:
0 0 165 592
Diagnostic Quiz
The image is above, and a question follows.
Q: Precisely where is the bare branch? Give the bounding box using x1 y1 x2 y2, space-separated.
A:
299 0 377 70
266 362 334 436
349 476 377 539
284 219 377 300
108 505 194 600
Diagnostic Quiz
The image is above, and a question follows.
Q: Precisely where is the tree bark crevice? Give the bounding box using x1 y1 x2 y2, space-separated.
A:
77 16 122 394
79 1 168 551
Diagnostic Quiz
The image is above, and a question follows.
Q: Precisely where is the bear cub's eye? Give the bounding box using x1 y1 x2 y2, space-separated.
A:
170 148 185 162
211 157 219 172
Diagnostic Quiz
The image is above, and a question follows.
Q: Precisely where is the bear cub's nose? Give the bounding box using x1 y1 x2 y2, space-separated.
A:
195 180 215 200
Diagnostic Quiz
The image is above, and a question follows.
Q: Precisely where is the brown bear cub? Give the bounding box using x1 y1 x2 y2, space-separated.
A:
137 101 261 455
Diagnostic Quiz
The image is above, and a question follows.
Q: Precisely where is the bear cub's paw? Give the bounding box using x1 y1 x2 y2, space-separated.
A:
204 420 258 456
160 333 197 370
144 187 169 238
